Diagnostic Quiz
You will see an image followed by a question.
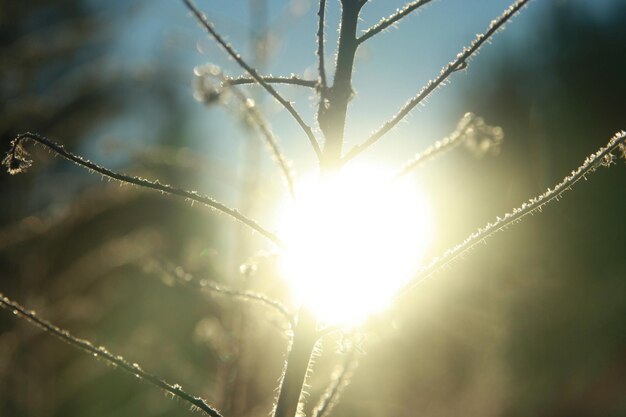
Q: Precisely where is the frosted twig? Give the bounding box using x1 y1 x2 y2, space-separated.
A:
195 65 296 199
311 347 358 417
345 0 531 162
0 293 223 417
182 0 323 160
230 85 297 201
224 76 317 89
316 0 328 91
357 0 434 45
401 130 626 294
4 133 284 247
149 259 296 329
393 112 476 178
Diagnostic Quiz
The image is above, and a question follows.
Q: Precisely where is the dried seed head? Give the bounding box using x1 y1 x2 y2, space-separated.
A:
193 64 225 105
3 142 32 175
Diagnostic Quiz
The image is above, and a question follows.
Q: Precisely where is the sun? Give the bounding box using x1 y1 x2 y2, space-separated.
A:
277 164 434 326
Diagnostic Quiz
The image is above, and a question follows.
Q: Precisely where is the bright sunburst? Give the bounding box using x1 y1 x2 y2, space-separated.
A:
277 165 434 326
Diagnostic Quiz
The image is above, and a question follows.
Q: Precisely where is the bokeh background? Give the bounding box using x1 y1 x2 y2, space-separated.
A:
1 1 625 416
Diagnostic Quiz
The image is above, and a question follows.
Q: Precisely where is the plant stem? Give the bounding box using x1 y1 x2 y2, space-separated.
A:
319 0 364 170
273 307 318 417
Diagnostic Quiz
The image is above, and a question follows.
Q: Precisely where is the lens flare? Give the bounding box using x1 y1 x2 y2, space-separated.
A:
277 165 434 325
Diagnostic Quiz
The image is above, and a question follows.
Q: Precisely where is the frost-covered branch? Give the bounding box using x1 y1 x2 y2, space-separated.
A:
147 259 296 329
345 0 531 162
182 0 323 160
4 133 283 247
195 65 297 200
357 0 434 45
393 113 503 178
401 130 626 293
0 293 223 417
317 0 328 91
223 76 317 89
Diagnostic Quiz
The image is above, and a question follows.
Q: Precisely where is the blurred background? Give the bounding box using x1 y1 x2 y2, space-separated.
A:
1 0 625 416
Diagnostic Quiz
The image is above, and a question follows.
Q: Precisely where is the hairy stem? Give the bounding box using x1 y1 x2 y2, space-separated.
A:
5 133 283 247
224 76 317 89
182 0 323 160
312 347 358 417
273 307 318 417
318 0 365 170
147 258 296 329
401 130 626 294
0 293 222 417
357 0 434 45
316 0 328 91
345 0 531 162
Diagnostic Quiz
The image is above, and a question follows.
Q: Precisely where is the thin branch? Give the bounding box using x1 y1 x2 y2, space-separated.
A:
393 112 476 178
4 133 284 247
230 85 297 201
357 0 434 45
400 130 626 294
182 0 323 160
0 292 223 417
194 64 296 199
311 347 358 417
148 259 296 329
316 0 328 91
223 76 318 89
344 0 532 163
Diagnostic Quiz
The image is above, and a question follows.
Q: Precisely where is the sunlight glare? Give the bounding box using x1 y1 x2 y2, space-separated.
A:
278 165 434 326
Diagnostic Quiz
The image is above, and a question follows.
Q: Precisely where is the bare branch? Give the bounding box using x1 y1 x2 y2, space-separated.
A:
4 133 284 247
182 0 323 160
393 112 475 178
316 0 328 91
147 259 296 329
344 0 532 163
231 86 297 201
194 64 296 199
223 76 318 89
393 112 503 178
312 347 358 417
400 130 626 294
357 0 434 45
0 292 223 417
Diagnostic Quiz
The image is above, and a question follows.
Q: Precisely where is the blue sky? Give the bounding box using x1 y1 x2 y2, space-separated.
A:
90 0 623 186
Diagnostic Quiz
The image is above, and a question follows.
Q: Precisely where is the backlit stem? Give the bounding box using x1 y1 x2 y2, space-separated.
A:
273 307 318 417
318 0 364 170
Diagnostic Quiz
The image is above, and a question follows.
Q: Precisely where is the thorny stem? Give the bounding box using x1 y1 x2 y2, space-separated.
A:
344 0 532 163
273 4 367 416
0 293 223 417
273 307 318 417
229 84 297 201
224 76 318 89
194 65 297 200
318 0 365 170
6 133 284 247
182 0 323 161
316 0 328 91
392 112 477 178
400 130 626 294
148 259 296 329
357 0 434 45
312 347 358 417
